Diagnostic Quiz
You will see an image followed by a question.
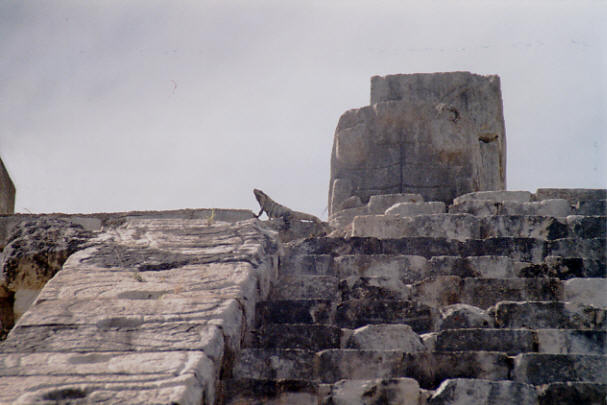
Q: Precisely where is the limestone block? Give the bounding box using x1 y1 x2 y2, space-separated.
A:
538 382 607 405
481 215 569 240
339 276 411 301
535 188 607 204
428 378 538 405
344 324 426 351
448 200 499 216
492 301 606 330
564 278 607 308
454 190 532 204
232 348 314 380
249 324 341 351
329 72 507 216
336 299 436 332
367 193 424 214
385 201 446 216
269 275 338 300
435 328 536 355
0 158 15 214
567 215 607 239
536 329 605 355
326 378 420 405
502 199 571 217
256 299 334 325
438 304 493 330
351 214 480 241
334 254 429 283
512 353 607 385
412 276 463 307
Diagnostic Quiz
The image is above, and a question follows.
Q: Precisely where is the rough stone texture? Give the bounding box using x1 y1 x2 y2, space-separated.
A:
329 72 506 216
512 353 607 385
323 378 421 405
449 199 571 217
385 201 446 216
428 378 538 405
564 278 607 307
0 158 15 215
0 216 278 405
438 304 493 330
352 214 480 241
344 324 426 351
454 190 533 204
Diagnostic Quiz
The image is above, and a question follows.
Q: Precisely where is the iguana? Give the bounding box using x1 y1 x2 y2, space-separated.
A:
253 189 323 224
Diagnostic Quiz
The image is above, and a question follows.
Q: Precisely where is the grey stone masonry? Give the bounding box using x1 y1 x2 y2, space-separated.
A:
329 72 506 216
0 157 15 214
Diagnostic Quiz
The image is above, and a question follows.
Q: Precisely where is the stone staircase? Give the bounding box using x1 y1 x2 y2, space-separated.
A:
221 189 606 404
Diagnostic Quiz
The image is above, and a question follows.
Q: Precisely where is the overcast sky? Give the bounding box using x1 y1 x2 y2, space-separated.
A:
0 1 605 218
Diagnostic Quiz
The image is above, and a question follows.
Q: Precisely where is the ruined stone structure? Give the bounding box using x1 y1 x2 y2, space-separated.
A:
0 158 15 215
0 73 605 404
329 72 506 217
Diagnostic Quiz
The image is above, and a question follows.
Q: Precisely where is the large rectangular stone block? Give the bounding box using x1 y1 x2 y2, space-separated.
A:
0 158 15 214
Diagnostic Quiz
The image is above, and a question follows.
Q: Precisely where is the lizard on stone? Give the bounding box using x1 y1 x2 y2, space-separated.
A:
253 189 323 224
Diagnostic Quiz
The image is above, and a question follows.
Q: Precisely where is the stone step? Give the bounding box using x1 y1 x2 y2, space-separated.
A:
491 301 607 330
537 381 607 405
231 348 315 380
278 253 333 276
269 275 338 300
429 378 539 405
222 378 318 405
449 199 571 217
574 199 607 216
513 353 606 385
245 324 341 351
340 276 563 310
333 253 604 282
335 299 437 332
432 328 605 355
321 377 422 405
315 349 511 388
255 299 335 325
289 236 606 265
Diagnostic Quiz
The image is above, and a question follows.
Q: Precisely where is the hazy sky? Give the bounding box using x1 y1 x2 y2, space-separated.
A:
1 1 605 218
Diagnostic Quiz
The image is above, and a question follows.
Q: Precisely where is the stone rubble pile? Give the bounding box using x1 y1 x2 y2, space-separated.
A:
222 188 606 404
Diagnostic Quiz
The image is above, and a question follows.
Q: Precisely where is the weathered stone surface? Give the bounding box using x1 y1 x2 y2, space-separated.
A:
439 304 493 330
454 190 532 204
256 299 335 325
538 382 607 405
334 254 429 283
269 275 338 300
352 214 480 241
345 324 426 352
279 253 333 276
536 329 605 355
247 324 341 351
0 217 278 405
480 215 569 240
367 194 424 214
534 188 607 204
429 378 538 405
231 348 314 380
339 276 410 301
492 301 606 330
435 329 536 355
429 256 515 279
336 299 436 332
385 201 446 216
0 158 15 215
223 378 319 405
567 215 607 239
450 199 571 217
564 278 607 308
574 199 607 216
324 378 420 405
315 349 405 383
329 72 506 216
460 277 562 309
512 353 607 385
516 256 587 279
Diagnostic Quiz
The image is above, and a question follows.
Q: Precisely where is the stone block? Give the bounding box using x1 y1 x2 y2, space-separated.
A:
336 299 436 332
516 256 587 279
315 349 405 383
325 378 420 405
0 158 15 214
247 324 341 351
339 276 411 301
367 193 424 214
223 379 318 405
538 382 607 405
492 301 606 330
429 378 538 405
352 214 480 241
435 328 536 355
535 188 607 204
536 329 605 355
574 199 607 216
344 324 426 352
278 254 334 276
269 275 338 300
231 348 314 380
255 299 335 325
567 215 607 239
481 215 569 240
460 278 562 309
564 278 607 308
385 201 446 216
334 254 429 283
512 353 607 385
438 304 493 330
454 190 533 204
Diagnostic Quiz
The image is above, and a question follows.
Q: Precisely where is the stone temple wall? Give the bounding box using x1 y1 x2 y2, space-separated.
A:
329 72 506 217
0 158 15 215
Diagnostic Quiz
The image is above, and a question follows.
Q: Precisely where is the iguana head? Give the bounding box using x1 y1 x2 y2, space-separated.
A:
253 189 267 205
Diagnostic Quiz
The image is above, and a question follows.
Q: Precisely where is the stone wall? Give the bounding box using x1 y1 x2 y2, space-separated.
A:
0 158 15 214
329 72 506 216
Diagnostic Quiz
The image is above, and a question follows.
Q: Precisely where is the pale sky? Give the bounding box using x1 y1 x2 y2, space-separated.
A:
1 1 605 218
